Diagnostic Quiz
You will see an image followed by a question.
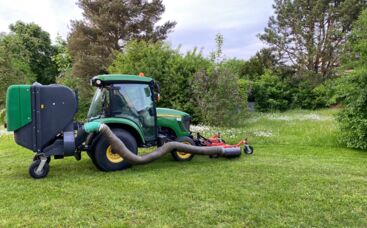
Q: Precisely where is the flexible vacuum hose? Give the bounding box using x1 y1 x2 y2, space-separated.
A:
84 122 241 165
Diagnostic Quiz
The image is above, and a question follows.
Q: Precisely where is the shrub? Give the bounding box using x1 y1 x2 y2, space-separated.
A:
221 58 247 78
191 67 247 127
291 82 328 109
253 71 291 112
318 76 352 106
334 10 367 149
336 69 367 149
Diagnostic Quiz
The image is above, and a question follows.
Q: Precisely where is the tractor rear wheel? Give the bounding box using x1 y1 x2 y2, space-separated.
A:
91 128 137 171
171 136 195 161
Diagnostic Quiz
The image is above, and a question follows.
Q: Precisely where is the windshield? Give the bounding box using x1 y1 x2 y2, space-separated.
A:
87 88 109 119
88 84 156 142
111 83 156 141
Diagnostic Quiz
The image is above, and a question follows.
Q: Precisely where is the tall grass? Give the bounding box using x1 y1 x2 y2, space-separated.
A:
193 109 340 147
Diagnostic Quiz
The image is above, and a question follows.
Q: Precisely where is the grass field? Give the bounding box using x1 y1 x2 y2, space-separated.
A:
0 109 366 227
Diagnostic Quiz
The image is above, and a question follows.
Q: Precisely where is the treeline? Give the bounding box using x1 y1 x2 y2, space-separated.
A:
0 22 58 104
1 0 367 148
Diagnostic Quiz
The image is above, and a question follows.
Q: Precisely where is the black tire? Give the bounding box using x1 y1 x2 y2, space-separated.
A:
171 136 195 161
91 128 138 171
244 145 254 155
87 149 100 169
29 160 50 179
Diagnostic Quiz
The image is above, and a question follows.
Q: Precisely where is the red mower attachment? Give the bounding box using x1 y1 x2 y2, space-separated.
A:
194 133 253 158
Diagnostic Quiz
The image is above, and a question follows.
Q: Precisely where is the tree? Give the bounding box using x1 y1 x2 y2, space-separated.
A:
0 36 33 107
0 21 58 107
239 48 280 80
191 68 247 126
260 0 366 80
210 33 225 63
253 70 292 112
191 34 247 126
52 35 72 76
68 0 176 79
3 21 57 84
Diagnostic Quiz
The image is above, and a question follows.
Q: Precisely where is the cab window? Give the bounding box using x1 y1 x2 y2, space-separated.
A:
110 83 156 141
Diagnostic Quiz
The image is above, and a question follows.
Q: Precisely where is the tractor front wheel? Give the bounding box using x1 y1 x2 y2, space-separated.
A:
171 136 195 161
91 129 138 171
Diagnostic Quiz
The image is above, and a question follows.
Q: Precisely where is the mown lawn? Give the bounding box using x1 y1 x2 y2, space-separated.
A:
0 109 366 227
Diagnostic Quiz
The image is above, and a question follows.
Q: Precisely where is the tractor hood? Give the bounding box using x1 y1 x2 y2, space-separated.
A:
156 108 192 137
156 108 190 119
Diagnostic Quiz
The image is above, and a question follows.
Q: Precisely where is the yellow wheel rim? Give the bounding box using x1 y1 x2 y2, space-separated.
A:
106 145 124 163
176 142 192 159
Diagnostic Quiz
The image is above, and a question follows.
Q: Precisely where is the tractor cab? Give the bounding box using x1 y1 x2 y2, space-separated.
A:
88 74 192 148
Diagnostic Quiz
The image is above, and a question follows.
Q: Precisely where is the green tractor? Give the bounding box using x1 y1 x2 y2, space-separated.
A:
6 74 251 178
85 74 196 171
5 74 195 177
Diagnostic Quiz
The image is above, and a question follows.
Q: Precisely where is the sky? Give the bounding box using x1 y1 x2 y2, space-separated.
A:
0 0 274 60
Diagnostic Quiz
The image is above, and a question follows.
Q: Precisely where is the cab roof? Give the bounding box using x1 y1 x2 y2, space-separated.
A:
91 74 153 86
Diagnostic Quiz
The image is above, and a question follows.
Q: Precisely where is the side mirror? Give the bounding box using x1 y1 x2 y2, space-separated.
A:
155 81 161 103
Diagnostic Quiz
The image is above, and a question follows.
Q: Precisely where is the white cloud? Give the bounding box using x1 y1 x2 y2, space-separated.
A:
0 0 274 59
162 0 272 30
0 0 82 41
161 0 274 59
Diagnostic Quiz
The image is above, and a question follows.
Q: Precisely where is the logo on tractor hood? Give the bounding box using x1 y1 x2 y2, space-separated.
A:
156 108 189 121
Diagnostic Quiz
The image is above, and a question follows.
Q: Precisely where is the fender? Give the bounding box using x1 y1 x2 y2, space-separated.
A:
90 118 145 144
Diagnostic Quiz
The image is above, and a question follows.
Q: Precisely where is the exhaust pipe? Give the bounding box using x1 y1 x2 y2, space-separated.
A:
84 122 241 165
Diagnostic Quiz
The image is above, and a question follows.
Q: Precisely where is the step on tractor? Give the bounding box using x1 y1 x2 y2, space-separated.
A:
5 74 253 179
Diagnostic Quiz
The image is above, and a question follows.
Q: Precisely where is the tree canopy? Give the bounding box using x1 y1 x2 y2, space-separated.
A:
68 0 176 79
0 21 58 106
260 0 366 80
1 21 57 84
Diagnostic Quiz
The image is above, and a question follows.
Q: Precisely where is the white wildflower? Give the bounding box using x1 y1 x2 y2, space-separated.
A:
268 115 291 121
267 113 332 121
190 125 212 133
254 130 273 137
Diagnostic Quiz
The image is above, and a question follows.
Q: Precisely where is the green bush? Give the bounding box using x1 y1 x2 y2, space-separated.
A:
291 82 328 109
317 76 352 106
336 69 367 149
191 67 247 127
334 10 367 149
220 58 247 78
253 71 291 112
